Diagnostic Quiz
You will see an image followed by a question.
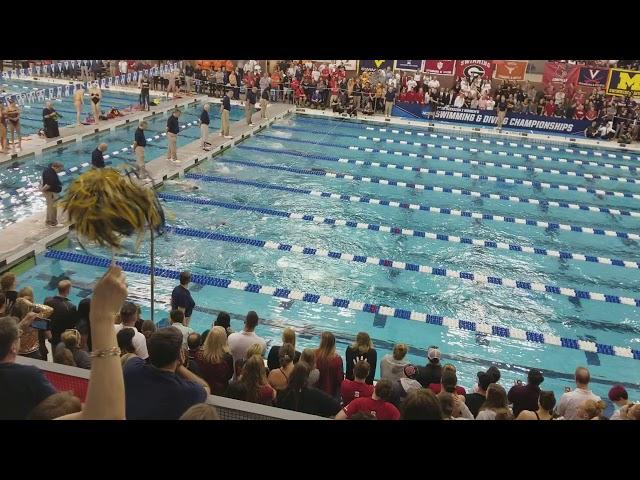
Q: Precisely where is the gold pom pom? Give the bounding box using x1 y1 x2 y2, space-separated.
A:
60 168 165 250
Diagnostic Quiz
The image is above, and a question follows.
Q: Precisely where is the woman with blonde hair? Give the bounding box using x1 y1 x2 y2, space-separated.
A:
268 342 295 391
12 295 53 360
576 399 608 420
345 331 377 384
235 354 275 405
54 329 91 369
380 343 409 382
194 326 234 395
315 331 344 398
267 327 301 371
477 383 513 420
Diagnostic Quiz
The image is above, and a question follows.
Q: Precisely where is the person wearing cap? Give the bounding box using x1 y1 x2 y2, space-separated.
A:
507 368 545 417
555 367 601 420
340 360 374 407
415 346 442 388
465 371 491 418
389 364 423 409
608 385 632 420
166 109 181 163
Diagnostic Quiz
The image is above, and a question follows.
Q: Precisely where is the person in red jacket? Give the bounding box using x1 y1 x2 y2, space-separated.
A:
336 379 400 420
315 332 344 399
544 99 557 116
341 360 374 407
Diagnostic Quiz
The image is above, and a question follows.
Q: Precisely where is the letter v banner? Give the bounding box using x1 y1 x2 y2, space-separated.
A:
358 60 393 73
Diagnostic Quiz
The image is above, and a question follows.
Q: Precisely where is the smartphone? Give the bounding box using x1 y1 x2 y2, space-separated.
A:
31 318 50 330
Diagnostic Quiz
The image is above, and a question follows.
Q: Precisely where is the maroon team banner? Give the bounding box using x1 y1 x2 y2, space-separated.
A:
423 60 456 75
455 60 494 79
577 66 609 87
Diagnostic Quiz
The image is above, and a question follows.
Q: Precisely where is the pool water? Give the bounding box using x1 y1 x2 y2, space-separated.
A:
1 78 157 137
0 101 245 228
13 113 640 407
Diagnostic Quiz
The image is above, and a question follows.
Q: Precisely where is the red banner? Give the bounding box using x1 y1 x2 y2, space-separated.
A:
455 60 494 79
494 60 528 80
423 60 456 75
543 61 580 85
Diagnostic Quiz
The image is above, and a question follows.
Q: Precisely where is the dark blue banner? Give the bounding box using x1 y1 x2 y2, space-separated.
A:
392 103 592 135
578 67 608 87
394 60 423 71
358 60 393 73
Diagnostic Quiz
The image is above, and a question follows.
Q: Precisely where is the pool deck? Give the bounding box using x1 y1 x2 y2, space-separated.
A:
0 100 294 270
0 87 204 167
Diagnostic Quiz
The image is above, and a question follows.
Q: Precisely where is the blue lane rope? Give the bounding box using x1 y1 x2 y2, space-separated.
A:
157 224 640 307
184 172 640 242
42 249 640 360
236 145 640 218
291 115 640 162
257 133 640 185
157 192 640 270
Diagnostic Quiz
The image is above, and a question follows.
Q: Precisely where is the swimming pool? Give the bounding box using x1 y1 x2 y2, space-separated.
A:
1 78 154 136
13 113 640 408
0 101 245 228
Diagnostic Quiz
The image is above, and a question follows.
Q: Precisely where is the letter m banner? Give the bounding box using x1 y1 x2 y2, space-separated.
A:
606 68 640 98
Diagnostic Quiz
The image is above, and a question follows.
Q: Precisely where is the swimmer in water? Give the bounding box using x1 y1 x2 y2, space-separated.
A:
73 85 85 125
165 179 200 191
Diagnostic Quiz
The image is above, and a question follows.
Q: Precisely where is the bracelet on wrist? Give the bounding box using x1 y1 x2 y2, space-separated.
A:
90 347 121 358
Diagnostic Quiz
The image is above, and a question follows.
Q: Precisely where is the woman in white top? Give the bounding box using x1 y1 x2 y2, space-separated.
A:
453 93 466 108
380 343 409 382
476 383 513 420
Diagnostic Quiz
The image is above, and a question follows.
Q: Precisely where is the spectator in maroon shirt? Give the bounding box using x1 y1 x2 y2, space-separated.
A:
336 379 400 420
233 354 275 406
544 99 557 116
401 388 443 420
429 364 466 395
194 326 234 395
341 360 374 407
508 368 545 417
315 332 344 399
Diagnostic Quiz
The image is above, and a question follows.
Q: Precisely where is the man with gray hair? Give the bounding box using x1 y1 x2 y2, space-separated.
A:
42 101 60 138
0 315 57 419
91 143 108 168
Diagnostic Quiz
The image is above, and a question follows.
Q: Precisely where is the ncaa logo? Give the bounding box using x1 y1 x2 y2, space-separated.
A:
464 65 485 78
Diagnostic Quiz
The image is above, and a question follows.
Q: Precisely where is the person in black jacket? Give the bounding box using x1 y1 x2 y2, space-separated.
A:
44 280 78 353
415 346 442 387
91 143 108 168
245 86 257 126
41 162 64 226
345 332 377 385
200 104 210 151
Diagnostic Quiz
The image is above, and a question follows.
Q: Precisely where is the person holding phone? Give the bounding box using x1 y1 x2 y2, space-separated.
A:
12 295 53 360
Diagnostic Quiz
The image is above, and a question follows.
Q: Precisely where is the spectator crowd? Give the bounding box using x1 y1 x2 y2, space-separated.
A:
1 268 638 421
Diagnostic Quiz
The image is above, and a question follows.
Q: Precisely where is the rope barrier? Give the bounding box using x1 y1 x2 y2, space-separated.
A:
42 248 640 360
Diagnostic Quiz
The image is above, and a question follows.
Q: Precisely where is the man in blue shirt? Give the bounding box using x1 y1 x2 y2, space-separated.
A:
220 90 232 139
123 328 209 419
133 120 150 179
245 86 257 126
0 315 57 419
91 143 108 168
41 161 64 226
385 86 396 118
200 104 210 151
171 271 196 326
166 109 181 162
